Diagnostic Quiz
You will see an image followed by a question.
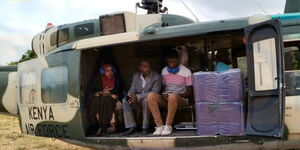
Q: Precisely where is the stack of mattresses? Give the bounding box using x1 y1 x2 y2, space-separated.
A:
192 69 245 136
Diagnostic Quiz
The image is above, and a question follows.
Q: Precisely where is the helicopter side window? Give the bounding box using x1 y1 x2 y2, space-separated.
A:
74 23 95 38
284 46 300 71
41 66 68 103
58 28 69 46
284 45 300 96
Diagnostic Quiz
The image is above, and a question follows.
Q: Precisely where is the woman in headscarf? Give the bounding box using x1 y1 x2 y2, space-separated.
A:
92 63 122 136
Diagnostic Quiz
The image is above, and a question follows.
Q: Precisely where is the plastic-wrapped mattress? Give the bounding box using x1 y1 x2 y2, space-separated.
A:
192 69 243 102
196 102 245 136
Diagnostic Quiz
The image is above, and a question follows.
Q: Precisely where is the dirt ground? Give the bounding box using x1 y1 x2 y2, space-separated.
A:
0 113 92 150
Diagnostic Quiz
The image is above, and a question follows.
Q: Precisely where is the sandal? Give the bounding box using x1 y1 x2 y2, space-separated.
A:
107 113 117 134
107 122 116 134
107 126 116 134
96 128 106 136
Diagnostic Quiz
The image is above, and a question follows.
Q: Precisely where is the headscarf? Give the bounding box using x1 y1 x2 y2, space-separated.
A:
101 64 115 90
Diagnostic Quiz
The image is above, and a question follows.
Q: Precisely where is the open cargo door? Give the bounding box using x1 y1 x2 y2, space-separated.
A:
245 19 285 137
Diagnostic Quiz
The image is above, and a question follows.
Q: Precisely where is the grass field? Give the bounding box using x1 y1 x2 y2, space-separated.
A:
0 113 92 150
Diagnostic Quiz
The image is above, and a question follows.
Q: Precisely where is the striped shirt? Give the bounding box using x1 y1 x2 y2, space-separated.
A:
162 64 192 94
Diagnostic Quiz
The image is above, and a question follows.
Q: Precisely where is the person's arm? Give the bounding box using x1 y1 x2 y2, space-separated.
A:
161 71 168 99
179 86 192 98
110 77 123 100
136 74 163 100
93 76 104 97
151 75 163 94
127 74 139 104
128 74 137 95
179 69 193 98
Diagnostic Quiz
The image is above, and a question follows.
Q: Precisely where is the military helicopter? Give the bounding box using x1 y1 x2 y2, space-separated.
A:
1 0 300 149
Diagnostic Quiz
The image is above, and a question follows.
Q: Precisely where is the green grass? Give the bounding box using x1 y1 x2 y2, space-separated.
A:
0 113 92 150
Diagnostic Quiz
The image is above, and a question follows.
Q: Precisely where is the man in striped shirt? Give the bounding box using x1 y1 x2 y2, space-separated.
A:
148 50 193 136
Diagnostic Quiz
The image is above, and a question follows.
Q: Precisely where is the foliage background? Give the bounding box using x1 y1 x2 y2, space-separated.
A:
8 50 37 65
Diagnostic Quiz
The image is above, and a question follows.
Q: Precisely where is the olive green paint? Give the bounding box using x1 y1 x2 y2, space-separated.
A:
0 72 10 112
0 66 17 113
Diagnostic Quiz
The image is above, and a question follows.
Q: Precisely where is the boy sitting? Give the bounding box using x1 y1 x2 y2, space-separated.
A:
148 50 193 136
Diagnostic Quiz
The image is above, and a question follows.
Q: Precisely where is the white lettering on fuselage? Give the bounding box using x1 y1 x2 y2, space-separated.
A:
28 106 54 120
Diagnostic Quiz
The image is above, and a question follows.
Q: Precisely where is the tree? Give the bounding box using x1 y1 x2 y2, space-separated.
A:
8 50 37 65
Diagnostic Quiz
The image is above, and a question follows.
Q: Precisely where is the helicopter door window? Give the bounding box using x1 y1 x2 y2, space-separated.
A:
41 66 68 103
253 38 278 91
20 72 37 104
58 28 69 46
74 23 94 38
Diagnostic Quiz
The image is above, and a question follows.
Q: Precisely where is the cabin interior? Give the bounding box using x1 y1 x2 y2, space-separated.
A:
80 29 300 137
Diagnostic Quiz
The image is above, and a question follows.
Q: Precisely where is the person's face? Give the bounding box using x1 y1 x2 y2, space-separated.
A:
167 57 179 69
104 66 114 78
139 61 151 76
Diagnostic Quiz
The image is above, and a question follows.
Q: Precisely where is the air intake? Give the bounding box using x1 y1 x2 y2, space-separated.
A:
100 14 126 36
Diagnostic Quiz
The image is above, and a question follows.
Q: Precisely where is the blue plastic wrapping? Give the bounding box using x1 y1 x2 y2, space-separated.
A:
196 102 245 136
192 69 243 102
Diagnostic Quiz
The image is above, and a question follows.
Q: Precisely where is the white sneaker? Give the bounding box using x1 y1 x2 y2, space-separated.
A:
153 126 164 136
161 125 173 136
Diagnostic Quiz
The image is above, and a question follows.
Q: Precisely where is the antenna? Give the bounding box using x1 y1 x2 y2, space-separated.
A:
255 1 268 15
181 0 200 22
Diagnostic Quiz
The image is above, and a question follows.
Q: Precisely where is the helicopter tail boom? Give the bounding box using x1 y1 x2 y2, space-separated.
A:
0 66 18 115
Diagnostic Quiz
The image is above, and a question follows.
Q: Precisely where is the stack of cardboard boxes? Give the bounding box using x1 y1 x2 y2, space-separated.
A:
193 69 245 136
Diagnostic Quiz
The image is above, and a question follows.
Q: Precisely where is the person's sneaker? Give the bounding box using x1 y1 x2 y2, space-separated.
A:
153 126 164 136
161 125 173 136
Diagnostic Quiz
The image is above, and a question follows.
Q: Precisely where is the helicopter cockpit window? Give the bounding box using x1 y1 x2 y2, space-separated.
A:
74 23 94 38
41 66 68 103
20 72 37 104
58 28 69 46
50 31 57 47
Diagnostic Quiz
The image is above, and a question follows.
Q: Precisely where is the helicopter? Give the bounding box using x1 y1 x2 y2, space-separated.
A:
1 0 300 149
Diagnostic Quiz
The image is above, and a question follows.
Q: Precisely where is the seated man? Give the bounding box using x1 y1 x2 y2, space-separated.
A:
122 60 162 135
148 50 193 136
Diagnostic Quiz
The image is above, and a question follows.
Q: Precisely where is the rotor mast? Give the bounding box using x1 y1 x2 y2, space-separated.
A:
136 0 168 14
